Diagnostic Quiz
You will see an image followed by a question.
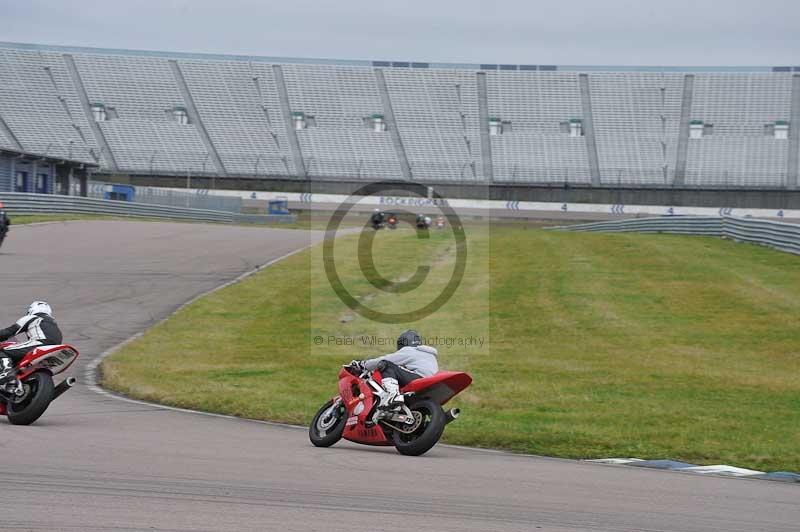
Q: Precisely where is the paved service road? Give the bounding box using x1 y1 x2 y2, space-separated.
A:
0 221 796 532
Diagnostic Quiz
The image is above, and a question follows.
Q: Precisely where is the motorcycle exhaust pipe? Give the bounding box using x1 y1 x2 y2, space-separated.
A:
445 408 460 424
53 377 76 400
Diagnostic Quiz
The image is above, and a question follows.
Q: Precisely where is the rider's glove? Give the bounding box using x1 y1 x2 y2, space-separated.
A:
345 360 366 373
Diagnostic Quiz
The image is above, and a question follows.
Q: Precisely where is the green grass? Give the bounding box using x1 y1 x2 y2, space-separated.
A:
101 226 800 471
10 214 121 225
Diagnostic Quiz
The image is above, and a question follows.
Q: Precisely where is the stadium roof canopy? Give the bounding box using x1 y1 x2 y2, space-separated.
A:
2 41 797 73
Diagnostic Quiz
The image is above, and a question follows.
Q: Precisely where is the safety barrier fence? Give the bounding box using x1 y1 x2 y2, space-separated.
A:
85 181 244 213
0 192 295 224
551 216 800 256
148 185 800 220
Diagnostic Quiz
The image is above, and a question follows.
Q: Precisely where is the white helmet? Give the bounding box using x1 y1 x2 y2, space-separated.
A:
28 301 52 317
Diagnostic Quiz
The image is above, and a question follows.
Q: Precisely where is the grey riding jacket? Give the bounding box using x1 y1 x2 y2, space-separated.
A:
361 345 439 377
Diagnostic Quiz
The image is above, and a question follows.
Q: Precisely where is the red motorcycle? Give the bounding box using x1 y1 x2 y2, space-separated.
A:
309 363 472 456
0 341 79 425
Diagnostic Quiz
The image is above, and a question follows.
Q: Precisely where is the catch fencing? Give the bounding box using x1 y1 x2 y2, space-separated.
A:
0 192 295 224
552 216 800 256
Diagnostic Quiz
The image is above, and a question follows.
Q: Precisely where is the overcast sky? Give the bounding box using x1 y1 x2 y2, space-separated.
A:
2 0 798 66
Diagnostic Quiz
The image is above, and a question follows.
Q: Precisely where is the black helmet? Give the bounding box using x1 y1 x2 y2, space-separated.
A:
397 330 421 350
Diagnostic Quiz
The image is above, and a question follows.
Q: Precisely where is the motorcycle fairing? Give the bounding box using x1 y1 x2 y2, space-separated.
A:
337 368 392 446
0 343 80 422
0 344 80 379
401 371 472 406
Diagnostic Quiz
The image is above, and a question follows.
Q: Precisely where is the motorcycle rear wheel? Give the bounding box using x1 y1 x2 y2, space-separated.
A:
7 371 54 425
309 399 346 447
392 399 446 456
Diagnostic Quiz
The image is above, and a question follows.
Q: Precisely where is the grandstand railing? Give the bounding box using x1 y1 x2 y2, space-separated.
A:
0 193 295 225
551 216 800 255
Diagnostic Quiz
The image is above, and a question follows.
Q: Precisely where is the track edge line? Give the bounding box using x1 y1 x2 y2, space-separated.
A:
84 240 316 432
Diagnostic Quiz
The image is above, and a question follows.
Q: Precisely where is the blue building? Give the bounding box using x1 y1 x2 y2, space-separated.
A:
0 148 96 195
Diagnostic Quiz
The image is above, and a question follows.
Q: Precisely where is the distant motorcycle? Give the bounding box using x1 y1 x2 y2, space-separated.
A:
309 362 472 456
416 214 432 229
369 211 386 230
386 213 398 230
0 341 79 425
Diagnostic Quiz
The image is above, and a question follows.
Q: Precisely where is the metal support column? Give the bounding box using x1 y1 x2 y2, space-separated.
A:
578 74 601 186
673 74 695 186
787 74 800 189
63 54 119 171
476 72 494 182
374 68 412 180
168 60 227 176
272 65 307 179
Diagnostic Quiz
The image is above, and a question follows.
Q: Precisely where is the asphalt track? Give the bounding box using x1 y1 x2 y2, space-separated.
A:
0 220 797 532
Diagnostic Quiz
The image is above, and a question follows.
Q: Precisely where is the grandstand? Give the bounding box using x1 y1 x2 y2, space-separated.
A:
0 41 799 191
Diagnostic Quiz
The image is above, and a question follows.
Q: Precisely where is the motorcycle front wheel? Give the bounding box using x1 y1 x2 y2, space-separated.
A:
7 371 54 425
309 399 346 447
392 399 446 456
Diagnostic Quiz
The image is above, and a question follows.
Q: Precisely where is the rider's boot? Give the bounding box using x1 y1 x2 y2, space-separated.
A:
0 357 14 385
378 378 404 409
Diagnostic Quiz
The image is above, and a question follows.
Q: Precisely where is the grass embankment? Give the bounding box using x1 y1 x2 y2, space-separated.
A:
101 226 800 471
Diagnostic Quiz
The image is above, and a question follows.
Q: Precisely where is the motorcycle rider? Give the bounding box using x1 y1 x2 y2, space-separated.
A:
370 208 385 228
0 301 63 384
0 202 9 247
349 330 438 409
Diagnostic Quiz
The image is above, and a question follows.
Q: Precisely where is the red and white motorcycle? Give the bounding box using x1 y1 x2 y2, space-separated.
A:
0 341 79 425
310 362 472 456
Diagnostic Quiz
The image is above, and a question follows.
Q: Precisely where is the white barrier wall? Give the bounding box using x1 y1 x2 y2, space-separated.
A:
156 186 800 220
